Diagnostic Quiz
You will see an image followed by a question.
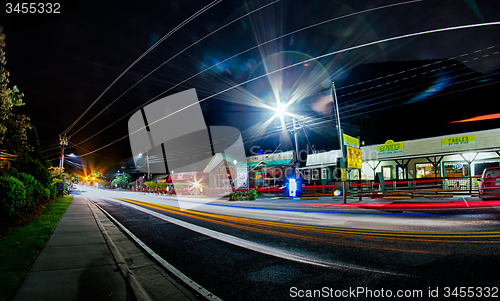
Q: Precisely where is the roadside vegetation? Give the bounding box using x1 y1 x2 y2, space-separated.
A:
0 26 76 301
0 195 73 301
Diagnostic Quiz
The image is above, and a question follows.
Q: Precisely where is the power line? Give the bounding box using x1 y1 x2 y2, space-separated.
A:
60 0 222 137
75 23 500 157
70 0 421 145
69 0 280 137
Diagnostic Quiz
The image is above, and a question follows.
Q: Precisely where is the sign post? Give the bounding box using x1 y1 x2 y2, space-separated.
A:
332 83 363 204
331 82 347 204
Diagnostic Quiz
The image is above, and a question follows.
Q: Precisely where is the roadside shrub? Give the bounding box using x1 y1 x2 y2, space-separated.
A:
47 185 56 199
15 173 44 206
12 153 52 187
43 188 51 199
249 188 258 200
0 176 27 215
229 190 256 201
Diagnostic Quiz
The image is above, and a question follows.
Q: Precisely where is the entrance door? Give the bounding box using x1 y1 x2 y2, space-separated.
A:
397 166 406 180
382 166 392 180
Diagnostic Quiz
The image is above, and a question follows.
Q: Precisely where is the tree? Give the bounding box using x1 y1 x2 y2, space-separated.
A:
111 172 131 188
0 26 32 154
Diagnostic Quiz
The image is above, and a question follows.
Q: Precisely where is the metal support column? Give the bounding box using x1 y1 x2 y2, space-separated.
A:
332 82 346 204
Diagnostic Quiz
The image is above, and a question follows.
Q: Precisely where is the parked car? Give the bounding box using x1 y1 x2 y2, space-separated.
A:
478 167 500 200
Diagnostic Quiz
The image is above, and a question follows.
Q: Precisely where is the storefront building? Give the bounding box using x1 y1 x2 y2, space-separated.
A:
246 151 294 191
304 128 500 192
204 153 248 195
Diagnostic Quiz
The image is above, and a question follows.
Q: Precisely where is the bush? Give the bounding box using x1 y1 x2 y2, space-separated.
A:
15 173 44 206
0 176 27 215
47 185 56 199
12 153 52 187
249 188 258 200
229 190 257 201
43 188 51 199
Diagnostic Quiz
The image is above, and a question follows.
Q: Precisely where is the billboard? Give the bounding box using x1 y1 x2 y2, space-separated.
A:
346 145 362 169
343 133 360 148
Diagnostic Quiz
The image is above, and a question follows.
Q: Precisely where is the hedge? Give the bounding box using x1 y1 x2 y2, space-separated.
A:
15 173 44 207
0 176 27 215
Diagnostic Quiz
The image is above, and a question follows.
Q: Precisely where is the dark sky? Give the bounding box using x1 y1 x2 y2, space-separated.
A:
1 0 499 175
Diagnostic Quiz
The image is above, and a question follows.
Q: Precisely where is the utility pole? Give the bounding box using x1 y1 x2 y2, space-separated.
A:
331 82 347 204
147 152 150 181
59 135 69 168
292 118 300 168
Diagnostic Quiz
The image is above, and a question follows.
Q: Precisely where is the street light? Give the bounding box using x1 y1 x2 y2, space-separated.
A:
331 82 347 204
138 152 150 181
274 105 302 170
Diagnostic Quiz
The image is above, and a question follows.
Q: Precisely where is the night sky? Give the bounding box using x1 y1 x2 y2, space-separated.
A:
1 0 499 176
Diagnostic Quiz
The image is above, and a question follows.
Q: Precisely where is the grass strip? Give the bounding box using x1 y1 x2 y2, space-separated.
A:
0 195 73 301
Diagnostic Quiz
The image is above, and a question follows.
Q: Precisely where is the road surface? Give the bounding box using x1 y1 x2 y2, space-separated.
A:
80 187 500 300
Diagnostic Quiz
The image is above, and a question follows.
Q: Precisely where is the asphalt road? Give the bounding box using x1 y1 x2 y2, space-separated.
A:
80 188 500 300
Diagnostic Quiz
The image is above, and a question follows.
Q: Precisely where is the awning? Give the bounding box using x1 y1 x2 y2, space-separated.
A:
151 174 169 182
170 172 207 182
248 159 293 168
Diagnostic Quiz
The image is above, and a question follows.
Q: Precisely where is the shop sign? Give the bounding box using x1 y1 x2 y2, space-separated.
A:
376 140 404 155
236 167 248 188
343 133 360 148
452 163 463 170
346 146 362 169
441 135 475 147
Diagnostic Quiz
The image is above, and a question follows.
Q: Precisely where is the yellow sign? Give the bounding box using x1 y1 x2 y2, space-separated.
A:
346 146 362 169
441 135 475 146
376 140 404 155
341 168 347 181
343 133 360 148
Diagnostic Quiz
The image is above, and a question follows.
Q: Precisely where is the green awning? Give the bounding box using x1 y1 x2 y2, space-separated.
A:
247 159 293 168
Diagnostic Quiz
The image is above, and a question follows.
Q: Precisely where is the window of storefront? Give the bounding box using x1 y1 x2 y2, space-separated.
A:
416 163 438 178
215 174 230 188
444 162 469 177
321 168 328 180
382 166 392 180
312 169 319 180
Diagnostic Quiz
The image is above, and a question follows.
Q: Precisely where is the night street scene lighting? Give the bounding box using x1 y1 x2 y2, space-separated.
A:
1 1 500 301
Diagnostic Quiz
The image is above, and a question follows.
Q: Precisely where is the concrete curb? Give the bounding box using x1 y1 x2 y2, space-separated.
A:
85 199 153 301
90 200 223 301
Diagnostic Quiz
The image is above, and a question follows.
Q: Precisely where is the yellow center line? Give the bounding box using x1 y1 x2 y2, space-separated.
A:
113 198 500 242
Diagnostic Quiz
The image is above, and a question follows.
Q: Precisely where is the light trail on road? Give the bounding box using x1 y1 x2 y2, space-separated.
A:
302 200 500 210
112 197 500 252
79 189 500 300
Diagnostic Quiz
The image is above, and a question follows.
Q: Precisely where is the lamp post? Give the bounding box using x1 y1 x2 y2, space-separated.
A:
59 135 69 168
331 82 347 204
275 101 304 198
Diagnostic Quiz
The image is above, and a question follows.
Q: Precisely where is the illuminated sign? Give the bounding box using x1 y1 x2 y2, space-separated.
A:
236 167 248 188
346 146 362 169
441 135 475 147
289 179 297 197
343 133 360 148
376 140 404 155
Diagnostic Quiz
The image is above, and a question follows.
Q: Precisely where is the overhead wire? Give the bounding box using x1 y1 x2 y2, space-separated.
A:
75 22 500 157
71 0 422 146
69 0 280 137
60 0 222 137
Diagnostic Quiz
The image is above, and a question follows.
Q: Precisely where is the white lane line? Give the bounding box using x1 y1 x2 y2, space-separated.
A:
105 197 407 277
462 197 469 208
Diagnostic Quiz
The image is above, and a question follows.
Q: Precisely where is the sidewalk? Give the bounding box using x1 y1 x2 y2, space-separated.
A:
14 194 198 301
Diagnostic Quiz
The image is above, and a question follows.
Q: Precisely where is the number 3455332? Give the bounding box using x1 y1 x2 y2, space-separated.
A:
6 3 61 14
